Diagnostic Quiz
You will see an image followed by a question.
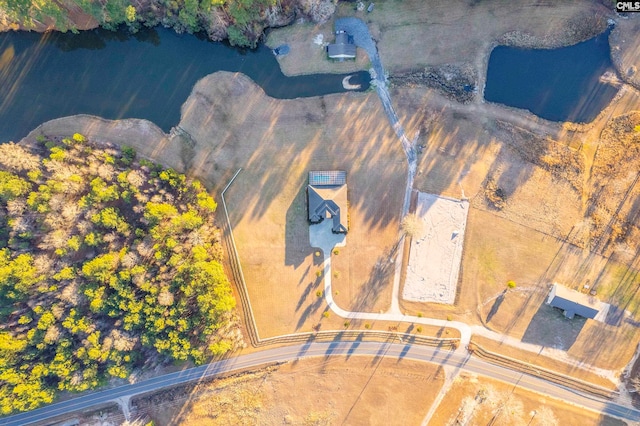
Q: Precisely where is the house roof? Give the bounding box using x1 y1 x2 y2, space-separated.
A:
327 31 356 59
308 171 348 233
547 283 600 319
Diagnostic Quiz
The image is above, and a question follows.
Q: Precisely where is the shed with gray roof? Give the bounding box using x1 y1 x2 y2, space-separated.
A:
546 283 601 319
327 30 356 60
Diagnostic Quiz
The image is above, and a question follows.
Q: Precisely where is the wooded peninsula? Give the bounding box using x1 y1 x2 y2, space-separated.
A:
0 134 241 414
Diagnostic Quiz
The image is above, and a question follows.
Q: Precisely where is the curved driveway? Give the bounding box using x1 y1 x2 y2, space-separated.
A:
329 18 469 347
2 341 639 426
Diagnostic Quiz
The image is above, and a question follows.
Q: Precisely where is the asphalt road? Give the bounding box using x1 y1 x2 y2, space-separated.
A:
2 342 639 425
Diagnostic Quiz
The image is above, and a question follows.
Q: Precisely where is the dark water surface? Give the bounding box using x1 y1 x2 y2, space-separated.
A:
0 26 369 142
484 28 618 123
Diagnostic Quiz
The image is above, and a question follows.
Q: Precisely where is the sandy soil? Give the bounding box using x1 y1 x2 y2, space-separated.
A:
403 193 469 304
134 356 444 426
610 13 640 89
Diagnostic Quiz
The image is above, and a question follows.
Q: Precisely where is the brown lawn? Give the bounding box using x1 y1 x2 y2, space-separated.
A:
177 72 406 337
135 356 444 426
429 373 624 426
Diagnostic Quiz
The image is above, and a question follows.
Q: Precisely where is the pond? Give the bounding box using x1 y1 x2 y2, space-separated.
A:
484 28 618 123
0 26 370 142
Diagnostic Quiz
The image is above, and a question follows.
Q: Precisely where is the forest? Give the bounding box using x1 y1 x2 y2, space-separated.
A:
0 134 242 414
0 0 336 47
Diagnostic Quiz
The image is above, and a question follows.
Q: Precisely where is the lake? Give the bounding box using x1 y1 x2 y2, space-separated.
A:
484 28 618 123
0 26 370 142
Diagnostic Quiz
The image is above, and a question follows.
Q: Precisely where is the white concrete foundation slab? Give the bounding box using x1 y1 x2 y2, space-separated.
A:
403 193 469 304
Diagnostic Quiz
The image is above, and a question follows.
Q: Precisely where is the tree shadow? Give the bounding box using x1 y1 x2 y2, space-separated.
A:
521 302 586 350
295 280 316 312
349 239 400 312
295 293 324 331
486 290 506 323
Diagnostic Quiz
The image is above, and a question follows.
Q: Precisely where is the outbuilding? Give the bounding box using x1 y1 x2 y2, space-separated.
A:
546 283 601 319
326 30 356 60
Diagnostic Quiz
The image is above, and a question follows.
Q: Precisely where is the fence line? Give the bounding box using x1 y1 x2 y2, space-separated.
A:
218 169 458 350
218 170 619 401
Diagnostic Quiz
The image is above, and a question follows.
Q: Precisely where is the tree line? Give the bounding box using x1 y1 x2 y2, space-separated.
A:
0 133 242 414
0 0 335 47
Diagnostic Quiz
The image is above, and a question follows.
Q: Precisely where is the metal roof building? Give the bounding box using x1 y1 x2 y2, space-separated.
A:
546 283 601 319
326 31 356 60
307 171 348 234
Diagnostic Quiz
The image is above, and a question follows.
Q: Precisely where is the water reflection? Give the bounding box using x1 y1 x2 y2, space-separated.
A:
0 26 369 142
484 27 618 123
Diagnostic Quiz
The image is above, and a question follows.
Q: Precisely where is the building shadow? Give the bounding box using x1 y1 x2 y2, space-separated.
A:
521 302 586 350
285 183 317 269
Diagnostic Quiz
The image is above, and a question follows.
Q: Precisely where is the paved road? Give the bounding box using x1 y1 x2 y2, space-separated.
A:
2 342 638 425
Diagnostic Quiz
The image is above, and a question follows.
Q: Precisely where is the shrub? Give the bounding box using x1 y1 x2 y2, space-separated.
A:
416 326 423 333
322 311 330 318
401 213 424 238
315 290 323 297
364 323 371 329
507 280 516 289
332 248 339 255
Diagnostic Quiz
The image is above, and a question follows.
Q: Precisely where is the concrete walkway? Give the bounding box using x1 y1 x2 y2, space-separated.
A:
310 223 472 353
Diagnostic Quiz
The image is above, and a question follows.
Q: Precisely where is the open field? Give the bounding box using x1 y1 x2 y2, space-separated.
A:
134 356 444 426
21 0 640 388
428 373 624 426
269 0 610 81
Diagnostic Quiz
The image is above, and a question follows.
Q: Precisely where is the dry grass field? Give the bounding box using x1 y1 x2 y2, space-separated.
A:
134 356 444 426
177 72 406 336
268 0 609 80
429 373 624 426
23 0 640 386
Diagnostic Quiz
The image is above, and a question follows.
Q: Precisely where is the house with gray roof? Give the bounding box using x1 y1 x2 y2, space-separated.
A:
546 283 602 320
326 30 356 60
307 171 348 234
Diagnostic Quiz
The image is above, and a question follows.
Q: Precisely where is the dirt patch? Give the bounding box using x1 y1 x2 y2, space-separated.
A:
28 403 123 426
132 356 444 426
23 115 186 171
429 372 623 426
390 63 477 104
